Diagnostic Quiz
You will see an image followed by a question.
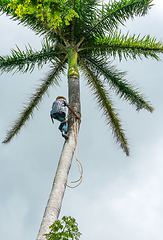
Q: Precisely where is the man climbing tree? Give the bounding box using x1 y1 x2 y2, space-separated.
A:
1 1 163 240
50 96 81 140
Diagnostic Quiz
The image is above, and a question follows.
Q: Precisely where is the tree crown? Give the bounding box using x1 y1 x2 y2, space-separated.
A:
1 0 162 155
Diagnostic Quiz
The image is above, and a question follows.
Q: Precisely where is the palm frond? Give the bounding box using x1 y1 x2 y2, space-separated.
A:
78 55 129 156
74 0 103 43
80 31 163 61
0 40 66 74
78 0 153 45
16 15 59 41
82 56 154 112
2 55 68 144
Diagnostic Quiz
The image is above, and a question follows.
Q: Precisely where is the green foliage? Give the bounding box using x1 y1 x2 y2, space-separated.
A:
44 216 81 240
8 0 79 29
80 0 153 41
93 31 163 61
79 55 130 155
0 39 64 74
79 55 154 113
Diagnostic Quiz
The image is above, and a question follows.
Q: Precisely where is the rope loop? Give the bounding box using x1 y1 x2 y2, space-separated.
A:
65 111 83 189
61 111 81 124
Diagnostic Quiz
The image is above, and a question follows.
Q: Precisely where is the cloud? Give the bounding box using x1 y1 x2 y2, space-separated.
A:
0 193 28 240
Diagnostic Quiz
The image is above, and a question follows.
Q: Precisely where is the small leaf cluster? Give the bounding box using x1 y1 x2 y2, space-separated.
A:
44 216 82 240
8 0 79 29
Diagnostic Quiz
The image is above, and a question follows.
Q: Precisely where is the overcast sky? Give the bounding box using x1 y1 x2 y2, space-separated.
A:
1 1 163 240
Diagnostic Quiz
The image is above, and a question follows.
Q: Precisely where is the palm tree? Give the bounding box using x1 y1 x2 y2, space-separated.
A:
0 0 163 239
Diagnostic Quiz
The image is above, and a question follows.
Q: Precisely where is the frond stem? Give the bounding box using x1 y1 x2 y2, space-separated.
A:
71 0 76 42
79 44 163 53
56 28 70 46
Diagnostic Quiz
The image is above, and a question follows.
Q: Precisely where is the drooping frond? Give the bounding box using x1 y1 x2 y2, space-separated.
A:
2 55 68 143
78 55 129 156
80 31 163 61
82 56 154 112
0 40 65 74
78 0 153 44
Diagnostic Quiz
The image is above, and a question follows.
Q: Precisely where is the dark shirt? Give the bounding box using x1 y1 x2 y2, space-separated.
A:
50 98 69 115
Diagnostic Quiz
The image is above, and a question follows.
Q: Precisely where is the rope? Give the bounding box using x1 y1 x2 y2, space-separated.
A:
65 112 83 188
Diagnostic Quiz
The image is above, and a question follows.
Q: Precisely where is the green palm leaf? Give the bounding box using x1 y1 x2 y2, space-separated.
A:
78 55 129 156
80 31 163 61
78 0 153 45
2 55 67 143
81 56 154 112
0 40 66 74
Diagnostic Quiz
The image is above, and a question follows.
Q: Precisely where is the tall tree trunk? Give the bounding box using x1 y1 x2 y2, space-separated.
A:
36 74 81 240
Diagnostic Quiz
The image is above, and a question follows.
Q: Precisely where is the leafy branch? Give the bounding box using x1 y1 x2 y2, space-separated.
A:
44 216 81 240
8 0 79 29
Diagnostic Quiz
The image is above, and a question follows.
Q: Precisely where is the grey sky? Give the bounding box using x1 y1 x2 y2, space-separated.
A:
0 1 163 240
